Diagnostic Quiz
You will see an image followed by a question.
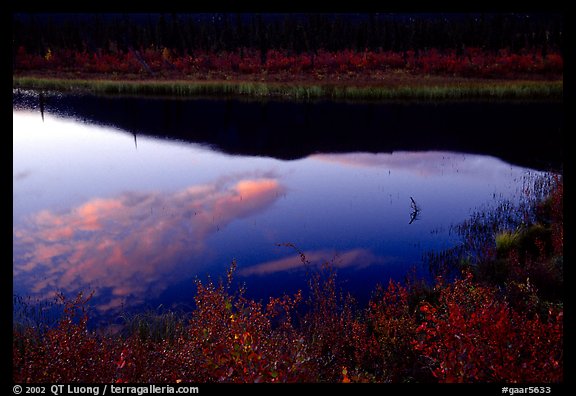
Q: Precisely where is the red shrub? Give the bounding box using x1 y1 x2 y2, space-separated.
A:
177 262 309 383
13 291 118 383
413 273 563 383
13 46 563 78
366 280 419 381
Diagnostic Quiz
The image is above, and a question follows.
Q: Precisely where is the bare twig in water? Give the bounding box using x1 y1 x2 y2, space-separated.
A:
409 196 421 224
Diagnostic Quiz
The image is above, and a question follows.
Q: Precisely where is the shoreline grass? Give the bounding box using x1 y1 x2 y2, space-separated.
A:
13 75 563 102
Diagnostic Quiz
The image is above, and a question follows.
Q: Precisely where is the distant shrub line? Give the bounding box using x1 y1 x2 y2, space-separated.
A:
13 46 563 101
15 47 563 79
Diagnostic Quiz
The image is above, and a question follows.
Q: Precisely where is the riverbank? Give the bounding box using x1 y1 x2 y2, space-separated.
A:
13 74 562 101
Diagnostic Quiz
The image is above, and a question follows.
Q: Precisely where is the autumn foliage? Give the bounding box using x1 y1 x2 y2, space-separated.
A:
14 46 563 80
414 273 562 383
13 178 563 383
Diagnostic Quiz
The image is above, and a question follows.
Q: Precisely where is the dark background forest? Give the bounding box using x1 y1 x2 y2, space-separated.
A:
13 13 563 59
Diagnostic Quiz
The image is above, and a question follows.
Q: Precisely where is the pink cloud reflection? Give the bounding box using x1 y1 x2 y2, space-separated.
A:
13 177 284 313
239 248 389 277
310 151 501 177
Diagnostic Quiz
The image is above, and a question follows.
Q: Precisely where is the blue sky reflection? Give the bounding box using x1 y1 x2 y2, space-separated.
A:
13 110 548 315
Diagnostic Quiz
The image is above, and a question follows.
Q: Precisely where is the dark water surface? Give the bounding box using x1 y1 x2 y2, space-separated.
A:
13 92 561 323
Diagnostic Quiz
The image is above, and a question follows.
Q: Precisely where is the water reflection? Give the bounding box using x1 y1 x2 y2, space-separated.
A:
239 248 391 277
13 110 550 318
311 151 510 178
14 177 284 313
13 90 562 171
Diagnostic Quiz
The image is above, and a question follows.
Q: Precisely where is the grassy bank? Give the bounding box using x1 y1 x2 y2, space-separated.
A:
13 75 563 101
13 176 563 383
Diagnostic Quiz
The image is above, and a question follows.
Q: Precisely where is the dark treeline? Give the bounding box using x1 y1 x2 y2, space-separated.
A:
14 13 563 56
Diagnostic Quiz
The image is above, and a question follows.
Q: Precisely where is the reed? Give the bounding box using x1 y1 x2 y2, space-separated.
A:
13 76 562 101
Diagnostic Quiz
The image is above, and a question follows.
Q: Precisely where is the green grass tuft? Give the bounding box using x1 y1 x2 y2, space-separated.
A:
13 76 562 102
